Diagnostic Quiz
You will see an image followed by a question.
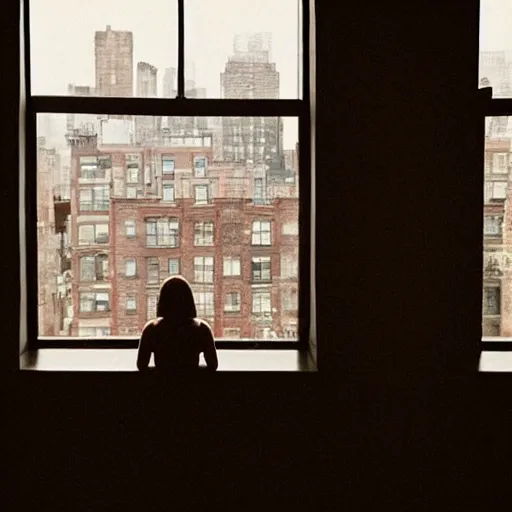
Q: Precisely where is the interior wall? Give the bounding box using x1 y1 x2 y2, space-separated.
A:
4 0 507 508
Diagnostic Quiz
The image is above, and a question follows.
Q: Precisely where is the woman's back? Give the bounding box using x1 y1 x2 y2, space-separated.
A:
137 317 218 371
136 275 218 372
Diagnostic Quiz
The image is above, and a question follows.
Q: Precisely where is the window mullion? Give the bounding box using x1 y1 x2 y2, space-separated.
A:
178 0 185 98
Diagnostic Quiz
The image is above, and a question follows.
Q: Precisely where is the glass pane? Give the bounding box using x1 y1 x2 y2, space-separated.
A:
30 0 178 97
479 0 512 97
37 114 299 341
185 0 301 99
483 115 512 338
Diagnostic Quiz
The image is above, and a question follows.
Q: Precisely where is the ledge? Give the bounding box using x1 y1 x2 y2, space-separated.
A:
480 352 512 372
20 349 316 372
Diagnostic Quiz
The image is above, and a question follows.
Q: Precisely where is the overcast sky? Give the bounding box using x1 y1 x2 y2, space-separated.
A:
480 0 512 51
30 0 300 148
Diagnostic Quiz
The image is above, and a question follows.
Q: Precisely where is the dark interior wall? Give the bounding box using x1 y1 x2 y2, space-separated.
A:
4 0 508 508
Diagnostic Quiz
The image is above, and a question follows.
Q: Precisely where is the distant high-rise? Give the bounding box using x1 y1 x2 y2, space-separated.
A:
95 25 133 97
67 84 97 134
163 67 177 98
220 33 282 165
137 62 157 97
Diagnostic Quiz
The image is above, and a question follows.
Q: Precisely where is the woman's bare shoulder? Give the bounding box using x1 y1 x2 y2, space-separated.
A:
141 318 163 335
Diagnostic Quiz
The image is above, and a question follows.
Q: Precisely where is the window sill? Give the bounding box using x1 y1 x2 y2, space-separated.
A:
479 352 512 372
20 349 316 372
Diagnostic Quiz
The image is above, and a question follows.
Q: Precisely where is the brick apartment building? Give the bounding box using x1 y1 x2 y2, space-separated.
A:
67 125 299 339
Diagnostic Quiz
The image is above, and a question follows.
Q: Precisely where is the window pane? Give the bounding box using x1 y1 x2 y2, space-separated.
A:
37 114 299 340
30 0 178 97
483 116 512 338
185 0 301 99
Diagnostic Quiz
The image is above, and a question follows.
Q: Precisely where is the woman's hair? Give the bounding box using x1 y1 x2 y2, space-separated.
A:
156 275 197 320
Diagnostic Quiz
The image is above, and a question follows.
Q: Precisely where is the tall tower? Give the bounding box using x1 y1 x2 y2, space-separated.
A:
137 62 158 97
95 25 133 97
220 33 283 165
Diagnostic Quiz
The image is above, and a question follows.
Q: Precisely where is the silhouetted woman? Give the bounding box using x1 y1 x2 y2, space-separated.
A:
137 276 218 371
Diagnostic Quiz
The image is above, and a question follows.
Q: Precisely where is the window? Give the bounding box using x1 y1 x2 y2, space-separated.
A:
80 292 110 313
147 295 158 321
194 256 214 283
282 288 298 311
146 218 179 247
147 257 160 284
195 292 214 317
125 259 137 277
194 185 209 205
125 220 136 238
162 156 175 176
32 1 309 346
163 183 175 202
223 328 241 339
126 295 137 311
225 292 241 313
485 181 508 202
168 258 180 276
484 287 501 316
126 155 141 183
252 291 271 315
493 153 509 174
252 220 272 245
78 224 109 245
126 186 138 198
282 221 299 236
252 256 272 282
281 253 298 278
484 216 503 236
80 254 108 282
223 257 241 276
79 185 109 211
78 327 111 337
79 156 109 179
194 156 207 177
194 221 214 246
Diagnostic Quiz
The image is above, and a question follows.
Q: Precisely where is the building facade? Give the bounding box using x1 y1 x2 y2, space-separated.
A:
95 25 133 97
67 126 299 339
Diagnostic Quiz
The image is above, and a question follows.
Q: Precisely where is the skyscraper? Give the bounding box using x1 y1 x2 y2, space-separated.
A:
220 33 283 165
163 67 177 98
137 62 158 97
95 25 133 97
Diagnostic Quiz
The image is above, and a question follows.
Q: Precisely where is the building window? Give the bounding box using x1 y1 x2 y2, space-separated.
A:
194 221 214 246
223 328 241 339
80 292 110 313
79 185 109 211
281 253 298 278
194 256 214 283
484 287 501 316
78 327 111 337
80 254 108 282
146 218 179 247
126 294 137 311
126 155 141 183
163 183 175 202
194 185 209 205
78 224 109 245
79 155 110 179
125 220 136 238
252 256 272 282
147 257 160 284
252 291 271 315
493 153 509 174
282 288 298 311
282 221 299 236
253 177 267 205
484 216 503 236
252 220 271 245
223 256 241 276
125 258 137 277
195 291 214 317
168 258 180 276
126 186 138 198
162 156 175 176
147 295 158 320
194 156 207 177
225 292 241 313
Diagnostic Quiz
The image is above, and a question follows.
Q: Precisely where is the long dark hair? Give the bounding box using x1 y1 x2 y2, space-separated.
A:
156 275 197 321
